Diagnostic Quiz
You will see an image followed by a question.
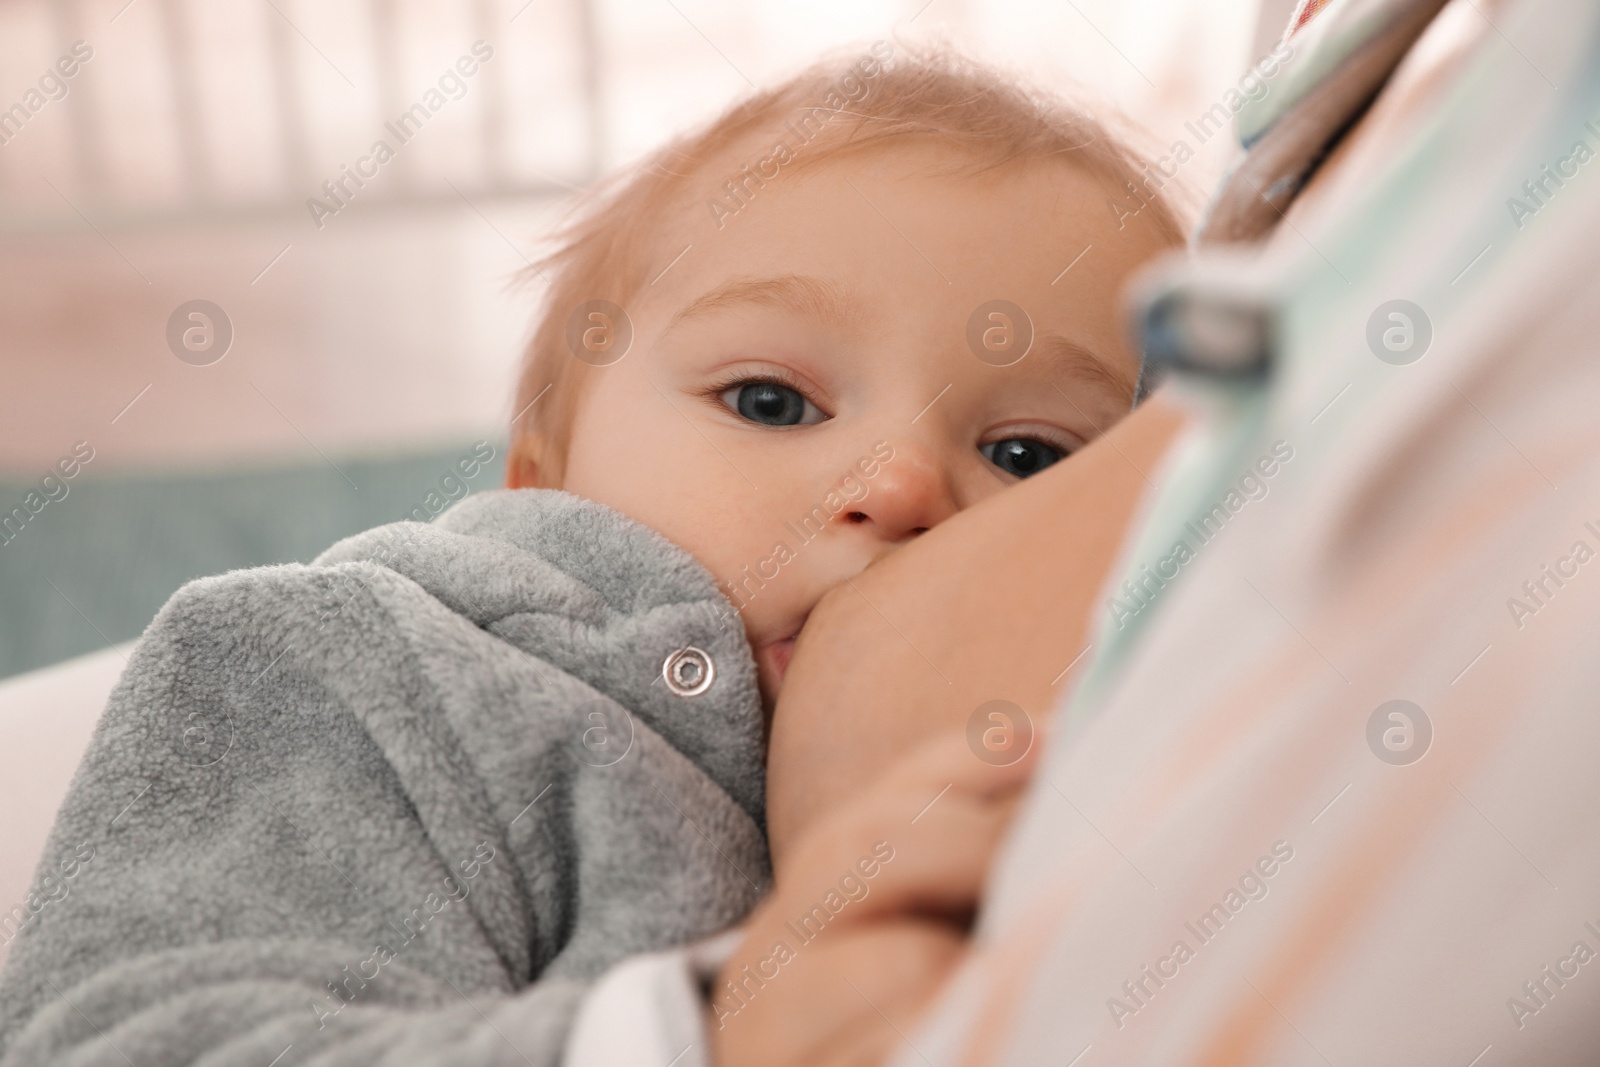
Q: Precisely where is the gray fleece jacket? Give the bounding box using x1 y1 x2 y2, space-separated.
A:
0 488 771 1066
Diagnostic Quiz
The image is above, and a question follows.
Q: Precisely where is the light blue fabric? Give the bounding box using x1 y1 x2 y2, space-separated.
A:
0 442 510 681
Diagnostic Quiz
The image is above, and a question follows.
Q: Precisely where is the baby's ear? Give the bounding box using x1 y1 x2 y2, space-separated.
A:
505 435 545 490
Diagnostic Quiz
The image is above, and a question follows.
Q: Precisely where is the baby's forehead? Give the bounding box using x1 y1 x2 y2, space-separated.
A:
665 160 1123 316
675 129 1072 214
641 136 1103 301
647 141 1119 285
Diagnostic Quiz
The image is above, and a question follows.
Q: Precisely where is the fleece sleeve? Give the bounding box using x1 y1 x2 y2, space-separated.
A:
0 492 771 1067
0 564 581 1067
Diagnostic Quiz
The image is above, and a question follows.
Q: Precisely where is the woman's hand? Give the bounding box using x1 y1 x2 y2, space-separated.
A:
710 732 1039 1067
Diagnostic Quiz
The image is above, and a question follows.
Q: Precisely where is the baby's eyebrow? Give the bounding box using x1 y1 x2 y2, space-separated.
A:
668 274 859 331
667 275 1135 406
1032 334 1138 408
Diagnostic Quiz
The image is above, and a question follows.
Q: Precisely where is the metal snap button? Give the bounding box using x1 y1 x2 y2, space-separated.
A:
662 646 715 697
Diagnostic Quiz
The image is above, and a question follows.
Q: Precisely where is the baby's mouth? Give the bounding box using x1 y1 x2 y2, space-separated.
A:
758 612 810 690
760 634 798 687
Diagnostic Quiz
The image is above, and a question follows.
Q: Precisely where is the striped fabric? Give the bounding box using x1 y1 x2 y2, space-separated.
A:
1288 0 1336 36
901 0 1600 1063
1208 0 1453 236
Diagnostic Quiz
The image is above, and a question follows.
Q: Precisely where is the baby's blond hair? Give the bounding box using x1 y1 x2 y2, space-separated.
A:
510 43 1188 484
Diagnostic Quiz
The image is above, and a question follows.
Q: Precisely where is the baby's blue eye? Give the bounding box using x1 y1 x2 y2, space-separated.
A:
720 381 825 427
982 438 1063 478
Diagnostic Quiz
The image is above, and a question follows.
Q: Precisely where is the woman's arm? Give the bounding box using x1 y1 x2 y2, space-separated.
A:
765 392 1187 860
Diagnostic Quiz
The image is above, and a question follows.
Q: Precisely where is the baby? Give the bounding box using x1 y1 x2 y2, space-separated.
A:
0 46 1181 1067
505 42 1183 715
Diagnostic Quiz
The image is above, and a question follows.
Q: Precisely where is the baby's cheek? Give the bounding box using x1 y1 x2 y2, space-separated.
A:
704 524 806 633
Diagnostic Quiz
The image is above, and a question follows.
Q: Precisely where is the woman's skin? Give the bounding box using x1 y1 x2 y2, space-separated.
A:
766 392 1187 859
715 2 1506 1063
713 397 1185 1066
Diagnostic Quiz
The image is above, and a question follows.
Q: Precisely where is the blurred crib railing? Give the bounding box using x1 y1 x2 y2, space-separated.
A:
0 0 602 231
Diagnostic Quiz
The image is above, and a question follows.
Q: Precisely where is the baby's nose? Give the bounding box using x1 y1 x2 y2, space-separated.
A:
841 441 957 543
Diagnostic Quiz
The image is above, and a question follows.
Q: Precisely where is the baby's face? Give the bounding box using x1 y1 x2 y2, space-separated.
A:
543 141 1171 711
